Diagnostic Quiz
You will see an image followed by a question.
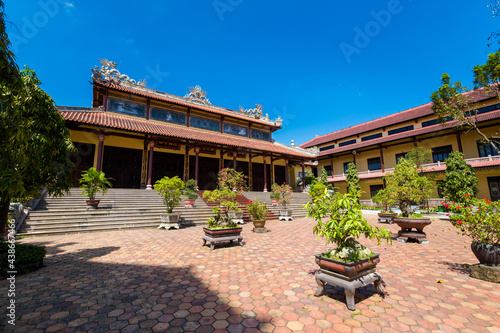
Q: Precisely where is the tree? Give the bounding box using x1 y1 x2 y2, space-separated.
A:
441 152 479 203
0 3 75 239
378 158 435 217
405 147 432 169
345 162 361 194
319 167 329 186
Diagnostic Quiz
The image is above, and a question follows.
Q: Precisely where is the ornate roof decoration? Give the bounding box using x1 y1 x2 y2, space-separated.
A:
239 104 263 117
91 59 147 88
273 141 318 157
184 85 211 105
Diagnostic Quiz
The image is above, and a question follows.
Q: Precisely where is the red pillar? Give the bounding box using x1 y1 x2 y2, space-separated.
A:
195 147 200 186
233 152 237 170
301 162 306 193
379 145 385 173
330 157 334 177
96 134 104 171
456 133 463 153
146 141 154 190
285 159 290 185
103 91 108 111
263 156 268 192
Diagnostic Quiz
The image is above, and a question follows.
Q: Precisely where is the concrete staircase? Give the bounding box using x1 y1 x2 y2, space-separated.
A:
18 188 212 236
18 189 312 237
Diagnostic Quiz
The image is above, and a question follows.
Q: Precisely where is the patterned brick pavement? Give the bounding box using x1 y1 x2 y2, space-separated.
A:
1 215 500 332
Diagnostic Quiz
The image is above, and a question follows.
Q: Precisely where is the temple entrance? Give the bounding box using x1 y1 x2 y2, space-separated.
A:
274 165 286 186
102 146 142 188
224 160 250 188
189 156 219 190
152 152 184 184
252 163 271 191
70 142 95 187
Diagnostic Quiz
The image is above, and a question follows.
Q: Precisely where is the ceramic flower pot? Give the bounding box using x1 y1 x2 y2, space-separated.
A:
471 242 500 266
184 199 196 208
86 200 100 210
252 220 266 228
271 199 279 206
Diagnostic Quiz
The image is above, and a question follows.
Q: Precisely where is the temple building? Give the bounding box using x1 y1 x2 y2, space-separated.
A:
60 60 318 191
300 90 500 203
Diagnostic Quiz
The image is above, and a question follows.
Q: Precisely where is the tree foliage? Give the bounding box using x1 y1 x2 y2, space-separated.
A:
79 167 113 201
441 152 479 203
377 158 435 217
154 176 185 213
345 162 361 194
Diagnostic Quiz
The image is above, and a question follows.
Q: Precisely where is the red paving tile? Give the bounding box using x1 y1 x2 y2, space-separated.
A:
1 216 500 332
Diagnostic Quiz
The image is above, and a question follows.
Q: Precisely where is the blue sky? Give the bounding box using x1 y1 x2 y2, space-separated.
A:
3 0 498 146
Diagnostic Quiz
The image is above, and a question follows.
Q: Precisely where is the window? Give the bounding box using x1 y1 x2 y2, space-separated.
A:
395 152 407 164
343 162 351 173
108 98 146 118
367 157 381 171
388 125 414 135
224 123 248 137
150 107 186 125
339 139 356 147
370 185 384 198
319 144 335 152
251 129 271 141
191 116 220 132
432 145 453 163
477 140 500 157
466 103 500 116
422 117 452 127
361 133 382 142
324 165 332 176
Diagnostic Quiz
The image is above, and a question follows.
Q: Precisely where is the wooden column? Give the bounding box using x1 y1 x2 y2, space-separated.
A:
96 133 104 172
413 137 418 147
221 116 224 133
187 108 191 127
301 162 306 193
195 147 200 186
270 157 275 185
352 152 356 165
330 157 334 177
263 155 268 192
379 145 385 173
219 149 224 171
184 147 190 182
248 124 252 138
249 154 253 191
233 151 237 170
146 141 154 189
146 99 151 120
103 91 108 111
456 133 463 153
285 159 290 186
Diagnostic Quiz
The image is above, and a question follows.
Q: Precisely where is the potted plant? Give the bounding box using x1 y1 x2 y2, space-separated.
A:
218 168 247 224
79 167 113 210
305 190 392 310
154 176 185 229
247 200 269 232
274 184 293 221
183 179 198 208
377 158 435 244
448 196 500 270
270 183 280 206
372 189 397 223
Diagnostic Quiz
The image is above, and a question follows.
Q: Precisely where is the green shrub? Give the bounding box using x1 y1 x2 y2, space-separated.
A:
0 243 46 274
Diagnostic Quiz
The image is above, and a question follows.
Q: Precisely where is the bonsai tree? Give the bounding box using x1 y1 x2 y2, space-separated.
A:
79 167 113 201
346 162 361 195
378 158 435 217
441 152 478 204
153 176 185 213
184 179 199 200
372 189 396 213
247 200 269 221
270 183 280 201
274 184 293 209
306 189 392 262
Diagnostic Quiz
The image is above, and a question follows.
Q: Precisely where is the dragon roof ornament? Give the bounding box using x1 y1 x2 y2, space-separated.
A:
184 85 211 105
91 59 147 88
273 141 319 157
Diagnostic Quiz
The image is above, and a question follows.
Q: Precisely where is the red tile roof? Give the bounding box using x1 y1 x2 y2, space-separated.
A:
60 109 315 159
315 110 500 157
94 79 281 129
300 89 496 148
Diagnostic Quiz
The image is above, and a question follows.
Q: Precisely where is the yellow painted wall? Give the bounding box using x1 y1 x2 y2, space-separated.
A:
383 142 415 169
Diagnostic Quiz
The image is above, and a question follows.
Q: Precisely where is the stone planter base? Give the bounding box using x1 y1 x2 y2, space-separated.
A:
158 214 181 230
228 211 244 224
252 227 268 233
279 210 293 221
470 264 500 283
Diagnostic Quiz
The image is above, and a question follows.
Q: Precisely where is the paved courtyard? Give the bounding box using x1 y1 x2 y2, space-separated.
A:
1 215 500 333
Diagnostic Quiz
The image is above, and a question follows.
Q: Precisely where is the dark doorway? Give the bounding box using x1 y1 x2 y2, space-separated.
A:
152 152 184 184
274 165 286 186
102 146 143 188
189 156 219 190
70 142 96 187
224 160 249 187
252 162 271 191
488 177 500 201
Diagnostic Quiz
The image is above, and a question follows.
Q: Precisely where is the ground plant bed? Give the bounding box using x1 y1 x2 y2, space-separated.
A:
202 227 243 250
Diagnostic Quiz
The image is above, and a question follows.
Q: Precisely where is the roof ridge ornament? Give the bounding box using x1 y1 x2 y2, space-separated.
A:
239 104 264 118
91 59 147 88
184 85 211 105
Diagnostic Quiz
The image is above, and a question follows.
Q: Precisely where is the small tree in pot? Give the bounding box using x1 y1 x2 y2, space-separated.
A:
183 179 198 208
217 168 247 223
270 183 280 206
79 167 113 210
247 199 269 231
274 184 293 221
372 189 396 223
154 176 185 229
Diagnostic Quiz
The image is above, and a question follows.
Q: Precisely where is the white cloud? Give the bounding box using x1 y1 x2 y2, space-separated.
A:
65 2 74 7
